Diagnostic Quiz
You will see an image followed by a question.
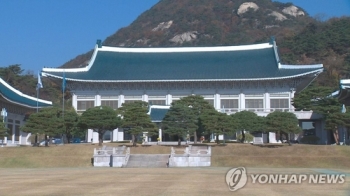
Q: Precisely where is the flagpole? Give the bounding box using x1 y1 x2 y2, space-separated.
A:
36 71 43 146
36 87 39 113
342 104 346 145
62 72 66 120
36 71 43 113
62 72 66 144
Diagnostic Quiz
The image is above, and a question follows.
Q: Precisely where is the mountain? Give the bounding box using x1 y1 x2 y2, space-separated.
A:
18 0 348 104
61 0 313 69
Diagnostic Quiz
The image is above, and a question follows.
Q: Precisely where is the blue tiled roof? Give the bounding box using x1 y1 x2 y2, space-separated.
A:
0 78 52 108
149 108 169 122
42 42 323 82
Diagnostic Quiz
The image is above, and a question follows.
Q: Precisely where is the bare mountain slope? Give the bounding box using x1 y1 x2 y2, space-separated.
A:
61 0 312 68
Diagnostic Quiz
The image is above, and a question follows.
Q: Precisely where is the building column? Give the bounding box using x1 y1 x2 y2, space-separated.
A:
239 92 245 111
264 92 270 112
214 93 220 110
119 95 124 107
158 128 162 142
86 129 98 143
290 88 296 111
142 132 148 144
72 94 77 110
95 95 101 106
166 94 172 105
142 94 148 102
112 128 118 142
11 126 15 144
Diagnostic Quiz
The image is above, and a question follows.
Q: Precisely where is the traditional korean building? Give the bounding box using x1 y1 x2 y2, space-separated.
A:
42 38 327 144
337 79 350 106
0 78 52 145
331 79 350 144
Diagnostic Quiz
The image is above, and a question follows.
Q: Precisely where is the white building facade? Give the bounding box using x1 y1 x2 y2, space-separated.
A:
42 38 328 144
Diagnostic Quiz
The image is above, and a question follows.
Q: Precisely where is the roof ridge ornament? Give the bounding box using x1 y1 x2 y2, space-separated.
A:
270 36 281 68
96 39 102 48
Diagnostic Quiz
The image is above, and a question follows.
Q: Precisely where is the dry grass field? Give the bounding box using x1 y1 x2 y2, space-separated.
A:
0 167 349 196
0 143 349 195
0 143 349 168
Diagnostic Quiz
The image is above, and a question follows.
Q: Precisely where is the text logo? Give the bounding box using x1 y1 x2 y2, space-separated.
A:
225 167 248 191
250 174 345 184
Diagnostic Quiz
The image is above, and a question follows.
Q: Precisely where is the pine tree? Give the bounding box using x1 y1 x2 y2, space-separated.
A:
162 103 198 146
174 95 216 143
118 101 157 146
200 110 237 144
79 106 121 146
266 111 301 145
231 111 261 143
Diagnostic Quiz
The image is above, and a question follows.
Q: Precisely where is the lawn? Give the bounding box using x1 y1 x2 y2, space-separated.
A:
0 167 349 196
0 143 349 196
0 143 349 168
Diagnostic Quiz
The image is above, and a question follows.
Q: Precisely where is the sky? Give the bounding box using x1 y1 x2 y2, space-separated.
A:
0 0 349 73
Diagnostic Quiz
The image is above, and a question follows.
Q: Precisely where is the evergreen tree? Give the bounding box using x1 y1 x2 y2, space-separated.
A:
200 110 237 144
174 95 216 143
0 118 8 145
118 101 157 146
21 107 64 146
266 111 301 145
162 103 198 146
293 85 345 144
231 111 261 143
79 106 121 146
60 108 80 143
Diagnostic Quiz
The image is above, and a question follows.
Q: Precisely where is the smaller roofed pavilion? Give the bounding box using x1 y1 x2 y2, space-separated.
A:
0 78 52 146
337 79 350 106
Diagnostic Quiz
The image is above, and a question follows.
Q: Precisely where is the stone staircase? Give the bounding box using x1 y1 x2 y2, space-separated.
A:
124 154 169 168
168 145 211 167
93 145 211 168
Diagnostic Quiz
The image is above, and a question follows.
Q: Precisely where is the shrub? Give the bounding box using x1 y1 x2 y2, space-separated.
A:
300 135 320 144
112 140 131 143
236 133 254 143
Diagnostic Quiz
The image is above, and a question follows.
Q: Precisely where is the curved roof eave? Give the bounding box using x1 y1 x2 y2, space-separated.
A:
280 64 323 69
340 79 350 89
42 68 323 83
42 42 274 73
0 93 51 108
0 78 52 106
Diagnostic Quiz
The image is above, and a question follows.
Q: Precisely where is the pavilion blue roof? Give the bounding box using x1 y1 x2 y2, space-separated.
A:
148 106 169 122
0 78 52 108
42 41 323 82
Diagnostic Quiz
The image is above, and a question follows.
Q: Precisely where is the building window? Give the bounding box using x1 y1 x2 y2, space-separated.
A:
172 95 187 99
7 124 12 139
270 99 289 110
149 100 166 105
77 101 95 111
245 99 263 111
124 100 138 104
205 99 214 106
221 99 238 109
103 131 111 140
270 93 289 97
15 125 20 141
124 96 142 105
101 100 118 109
